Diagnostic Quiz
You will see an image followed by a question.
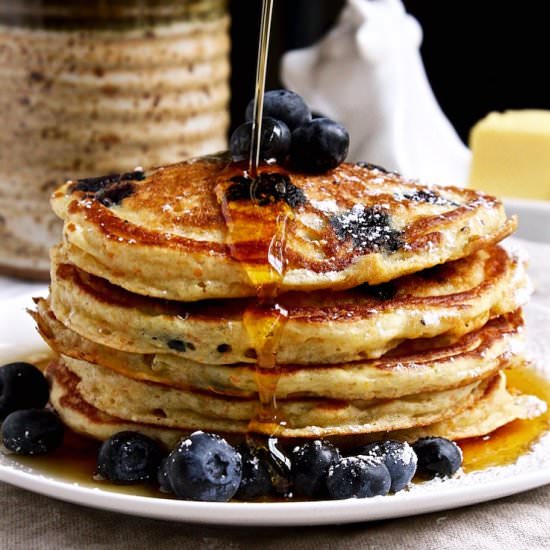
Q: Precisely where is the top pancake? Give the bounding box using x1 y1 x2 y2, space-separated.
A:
51 154 516 301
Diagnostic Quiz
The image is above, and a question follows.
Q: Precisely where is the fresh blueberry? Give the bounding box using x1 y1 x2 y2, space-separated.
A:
245 89 311 131
157 457 173 493
290 118 349 173
356 440 417 492
291 440 340 498
326 456 391 499
0 362 50 419
230 117 291 163
413 437 463 478
235 444 273 499
96 431 162 483
2 409 63 455
167 431 242 502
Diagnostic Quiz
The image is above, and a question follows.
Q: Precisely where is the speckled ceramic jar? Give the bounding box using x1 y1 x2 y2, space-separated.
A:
0 0 230 279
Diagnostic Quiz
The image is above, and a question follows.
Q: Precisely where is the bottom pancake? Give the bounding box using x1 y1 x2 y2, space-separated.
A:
45 356 538 441
390 371 546 442
46 359 542 449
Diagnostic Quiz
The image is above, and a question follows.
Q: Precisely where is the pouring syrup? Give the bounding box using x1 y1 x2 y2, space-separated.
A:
215 1 292 481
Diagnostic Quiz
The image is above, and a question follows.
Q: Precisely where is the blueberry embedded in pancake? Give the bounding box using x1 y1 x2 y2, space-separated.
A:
329 205 403 254
51 155 517 301
69 169 145 207
225 172 306 208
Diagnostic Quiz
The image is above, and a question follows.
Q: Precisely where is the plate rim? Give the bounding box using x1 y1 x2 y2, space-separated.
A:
1 455 549 526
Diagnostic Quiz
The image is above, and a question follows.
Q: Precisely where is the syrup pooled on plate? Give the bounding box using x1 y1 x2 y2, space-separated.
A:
459 364 550 472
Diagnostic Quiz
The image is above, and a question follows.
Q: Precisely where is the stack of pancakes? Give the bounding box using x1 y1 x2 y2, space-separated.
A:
34 154 542 448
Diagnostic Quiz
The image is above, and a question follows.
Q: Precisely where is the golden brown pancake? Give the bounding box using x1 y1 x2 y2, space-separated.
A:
51 154 516 301
47 245 529 365
46 360 539 447
33 300 525 402
48 355 494 438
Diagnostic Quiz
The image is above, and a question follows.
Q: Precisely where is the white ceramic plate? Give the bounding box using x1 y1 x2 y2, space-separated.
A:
0 198 549 527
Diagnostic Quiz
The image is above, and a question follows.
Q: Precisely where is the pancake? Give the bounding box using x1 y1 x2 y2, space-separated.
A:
48 245 530 365
392 372 547 442
50 352 494 438
46 360 538 447
50 154 516 301
33 300 525 401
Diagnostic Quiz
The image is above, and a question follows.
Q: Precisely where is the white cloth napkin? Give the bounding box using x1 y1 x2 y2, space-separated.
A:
281 0 471 186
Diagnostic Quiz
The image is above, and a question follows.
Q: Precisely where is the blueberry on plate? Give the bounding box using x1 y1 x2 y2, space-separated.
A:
413 437 463 478
0 362 50 419
167 431 242 502
245 89 311 131
96 431 162 483
2 409 64 455
290 118 349 173
326 456 391 500
291 439 340 498
230 117 291 163
235 443 273 499
356 440 417 492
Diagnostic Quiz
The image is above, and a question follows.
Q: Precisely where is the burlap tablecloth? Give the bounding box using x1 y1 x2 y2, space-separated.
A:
1 239 549 549
1 481 549 549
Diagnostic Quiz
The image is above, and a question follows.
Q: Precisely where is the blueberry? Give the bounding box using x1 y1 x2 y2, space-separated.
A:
157 457 173 493
245 89 311 130
413 437 463 478
96 431 162 483
167 431 242 502
0 362 50 419
290 118 349 173
2 409 63 455
230 117 291 163
356 440 417 492
326 456 391 499
291 440 340 498
235 444 273 499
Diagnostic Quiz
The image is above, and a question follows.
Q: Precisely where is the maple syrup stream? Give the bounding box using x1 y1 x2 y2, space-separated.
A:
217 0 290 453
248 0 274 178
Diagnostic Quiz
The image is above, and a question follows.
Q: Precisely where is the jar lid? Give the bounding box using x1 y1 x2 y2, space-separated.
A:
0 0 227 30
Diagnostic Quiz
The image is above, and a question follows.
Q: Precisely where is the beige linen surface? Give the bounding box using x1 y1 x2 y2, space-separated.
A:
0 481 549 549
1 238 549 548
